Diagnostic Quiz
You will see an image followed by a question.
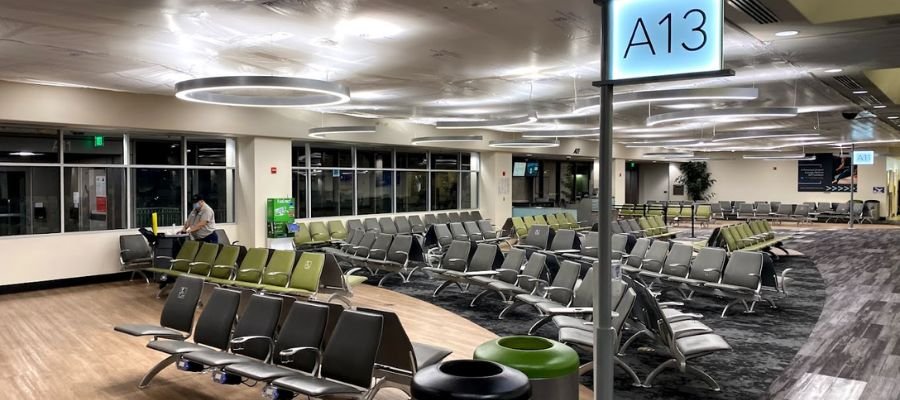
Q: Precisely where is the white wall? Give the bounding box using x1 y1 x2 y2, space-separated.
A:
236 137 293 247
639 163 671 203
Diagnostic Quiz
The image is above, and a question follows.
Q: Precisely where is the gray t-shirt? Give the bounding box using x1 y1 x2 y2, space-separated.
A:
186 203 216 240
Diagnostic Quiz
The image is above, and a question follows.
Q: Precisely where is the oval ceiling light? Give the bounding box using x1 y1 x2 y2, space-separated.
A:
308 125 376 138
175 76 351 108
743 153 813 160
436 113 537 130
775 30 799 37
573 87 759 114
522 129 601 138
410 135 483 145
646 107 799 126
488 139 559 148
643 151 694 158
711 129 823 142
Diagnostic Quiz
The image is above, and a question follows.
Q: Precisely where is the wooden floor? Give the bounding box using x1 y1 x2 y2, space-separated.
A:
0 281 592 399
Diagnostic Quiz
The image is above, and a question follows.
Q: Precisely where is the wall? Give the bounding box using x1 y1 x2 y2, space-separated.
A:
638 162 671 203
236 137 293 247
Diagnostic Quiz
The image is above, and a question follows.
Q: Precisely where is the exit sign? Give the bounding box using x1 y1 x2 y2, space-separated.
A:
93 135 104 147
607 0 725 83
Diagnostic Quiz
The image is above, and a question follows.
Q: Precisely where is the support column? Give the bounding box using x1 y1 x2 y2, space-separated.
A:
236 136 293 247
479 151 513 224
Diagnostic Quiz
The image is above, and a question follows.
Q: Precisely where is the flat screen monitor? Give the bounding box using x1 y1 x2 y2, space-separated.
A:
525 161 540 177
513 162 527 177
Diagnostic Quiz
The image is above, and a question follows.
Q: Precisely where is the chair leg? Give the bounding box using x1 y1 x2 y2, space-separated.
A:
618 329 648 356
643 359 677 388
498 299 526 320
685 364 722 391
432 281 454 298
138 354 179 389
720 299 742 318
578 361 594 376
615 356 643 387
742 300 757 314
527 315 553 335
469 289 493 307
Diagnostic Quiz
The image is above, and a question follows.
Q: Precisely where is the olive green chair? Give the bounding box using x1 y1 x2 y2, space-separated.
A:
545 214 561 230
208 247 270 286
179 243 221 277
232 250 295 290
523 215 536 229
309 221 331 242
259 252 326 298
146 240 200 275
512 217 528 238
328 220 348 241
197 245 242 281
533 215 548 226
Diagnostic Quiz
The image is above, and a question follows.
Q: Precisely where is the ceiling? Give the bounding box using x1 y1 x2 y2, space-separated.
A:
0 0 899 156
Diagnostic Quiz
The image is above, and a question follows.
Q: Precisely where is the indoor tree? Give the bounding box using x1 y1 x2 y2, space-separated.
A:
676 161 716 201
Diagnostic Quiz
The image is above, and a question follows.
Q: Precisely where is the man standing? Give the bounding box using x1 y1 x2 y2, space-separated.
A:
181 194 218 243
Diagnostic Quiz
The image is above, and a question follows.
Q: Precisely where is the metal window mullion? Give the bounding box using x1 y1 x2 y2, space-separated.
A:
58 130 65 233
124 134 132 228
305 143 311 219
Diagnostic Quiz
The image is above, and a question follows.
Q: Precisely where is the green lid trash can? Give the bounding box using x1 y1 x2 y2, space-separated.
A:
474 336 580 400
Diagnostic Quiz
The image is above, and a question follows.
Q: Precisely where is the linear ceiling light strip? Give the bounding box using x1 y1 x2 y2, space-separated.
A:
308 126 376 138
436 113 537 129
711 129 823 142
175 76 351 108
574 87 760 114
488 139 559 148
411 135 483 145
521 129 601 138
646 107 799 126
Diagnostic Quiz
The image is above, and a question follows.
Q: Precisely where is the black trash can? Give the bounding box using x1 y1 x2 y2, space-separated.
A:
411 359 531 400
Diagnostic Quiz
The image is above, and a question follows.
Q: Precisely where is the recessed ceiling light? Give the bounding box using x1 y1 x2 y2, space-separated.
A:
643 152 694 158
308 126 376 138
824 68 843 73
775 30 799 37
336 17 404 39
852 90 869 95
873 105 887 109
522 129 601 138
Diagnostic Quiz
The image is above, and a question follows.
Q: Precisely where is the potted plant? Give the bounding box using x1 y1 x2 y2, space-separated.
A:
676 162 716 201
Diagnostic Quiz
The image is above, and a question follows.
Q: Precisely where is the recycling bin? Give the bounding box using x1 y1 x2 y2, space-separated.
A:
411 359 531 400
474 336 580 400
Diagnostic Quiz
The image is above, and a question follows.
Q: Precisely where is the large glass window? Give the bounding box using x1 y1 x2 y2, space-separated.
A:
187 139 228 166
64 167 126 232
63 132 124 164
292 170 308 219
310 146 352 168
0 167 61 236
188 169 233 223
461 172 478 209
131 136 183 165
431 171 459 210
132 168 183 228
310 169 353 217
357 149 392 169
397 171 427 212
0 129 60 163
357 170 392 215
397 151 427 169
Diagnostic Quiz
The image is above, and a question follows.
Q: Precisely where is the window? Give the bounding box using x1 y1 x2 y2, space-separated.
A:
310 146 352 168
187 169 233 223
187 139 228 166
64 167 126 232
131 136 183 165
0 129 60 163
132 168 183 228
461 172 478 209
397 151 427 169
63 132 124 164
431 171 459 210
397 171 427 212
0 167 61 236
357 170 392 215
357 149 392 169
310 169 353 217
431 152 459 170
292 170 308 219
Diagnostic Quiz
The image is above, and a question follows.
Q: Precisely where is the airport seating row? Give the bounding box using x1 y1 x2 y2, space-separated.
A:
710 221 789 253
501 212 588 239
609 216 679 240
292 211 485 248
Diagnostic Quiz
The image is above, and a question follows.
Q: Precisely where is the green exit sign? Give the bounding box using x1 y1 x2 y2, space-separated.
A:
93 135 104 147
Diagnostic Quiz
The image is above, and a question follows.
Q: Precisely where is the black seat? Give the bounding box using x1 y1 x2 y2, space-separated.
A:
363 218 380 233
119 234 153 283
379 217 398 234
268 311 384 399
436 213 451 224
471 211 484 220
115 275 203 339
422 214 438 228
394 216 413 235
447 212 462 223
346 219 364 232
182 294 282 367
214 228 238 245
408 215 427 235
449 222 470 241
459 211 473 222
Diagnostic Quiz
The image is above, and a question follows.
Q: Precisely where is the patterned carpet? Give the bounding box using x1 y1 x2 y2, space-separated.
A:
365 247 826 399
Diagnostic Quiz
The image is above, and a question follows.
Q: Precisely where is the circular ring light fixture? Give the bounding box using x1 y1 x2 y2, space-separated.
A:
308 125 376 138
643 151 694 158
488 139 559 148
711 129 823 142
573 87 759 114
411 135 483 145
437 113 537 130
522 129 601 138
175 76 351 108
743 153 813 160
646 107 799 126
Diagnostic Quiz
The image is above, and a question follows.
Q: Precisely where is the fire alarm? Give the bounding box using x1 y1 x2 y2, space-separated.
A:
270 167 277 174
502 171 507 177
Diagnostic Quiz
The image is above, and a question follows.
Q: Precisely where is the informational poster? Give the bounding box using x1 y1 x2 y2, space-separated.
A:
798 153 856 192
94 175 107 214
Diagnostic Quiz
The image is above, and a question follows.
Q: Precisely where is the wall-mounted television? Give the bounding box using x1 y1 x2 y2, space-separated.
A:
525 161 540 177
513 162 527 177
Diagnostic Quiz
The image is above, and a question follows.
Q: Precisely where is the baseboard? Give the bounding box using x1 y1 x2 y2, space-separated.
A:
0 272 133 295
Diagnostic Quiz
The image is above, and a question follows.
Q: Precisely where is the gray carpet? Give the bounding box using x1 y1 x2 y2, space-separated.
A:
364 250 826 399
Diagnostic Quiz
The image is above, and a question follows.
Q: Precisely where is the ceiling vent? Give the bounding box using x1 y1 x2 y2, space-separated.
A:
858 94 882 107
833 75 864 91
728 0 780 24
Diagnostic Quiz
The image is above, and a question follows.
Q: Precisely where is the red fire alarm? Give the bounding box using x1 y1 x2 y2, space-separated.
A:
502 171 507 177
270 166 277 174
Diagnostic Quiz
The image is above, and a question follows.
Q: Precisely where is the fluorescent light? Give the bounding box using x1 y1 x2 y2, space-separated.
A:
824 68 843 73
646 107 799 126
308 126 376 138
852 90 869 95
10 151 39 156
888 116 899 120
175 76 351 108
437 113 537 130
411 135 483 145
873 105 887 109
488 139 559 148
574 87 759 114
775 30 799 37
835 139 900 146
522 129 600 138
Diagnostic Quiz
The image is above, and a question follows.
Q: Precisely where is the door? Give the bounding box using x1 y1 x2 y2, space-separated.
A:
625 163 639 204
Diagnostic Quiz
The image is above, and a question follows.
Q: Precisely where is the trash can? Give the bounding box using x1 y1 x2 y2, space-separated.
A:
411 359 531 400
474 336 580 400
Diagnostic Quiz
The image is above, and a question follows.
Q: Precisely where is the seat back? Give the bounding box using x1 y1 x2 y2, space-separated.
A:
354 232 378 257
356 307 422 374
436 213 451 224
459 211 473 222
463 221 483 240
817 202 833 212
432 224 453 247
642 240 669 272
610 221 624 234
448 212 462 223
260 250 296 287
449 222 469 241
159 276 204 334
309 222 330 242
613 287 637 345
665 205 681 218
368 233 394 261
718 201 732 211
320 310 384 388
737 203 754 214
364 218 380 233
214 229 231 245
386 235 414 264
776 204 793 215
625 238 651 267
533 215 548 226
545 214 561 230
523 225 554 249
572 267 595 307
328 220 348 240
661 243 693 276
548 261 581 304
721 250 763 290
423 214 438 227
120 234 151 262
609 233 627 256
564 213 579 227
719 226 738 251
695 205 710 218
689 247 727 282
549 229 578 251
499 248 527 281
379 217 398 234
756 203 772 214
627 219 643 235
835 202 850 213
231 294 282 360
275 302 330 372
468 244 503 273
394 216 412 235
476 220 497 239
519 252 547 292
346 219 364 232
471 211 483 220
287 252 326 292
170 240 201 272
523 215 536 229
441 240 473 272
235 248 270 283
293 223 313 247
793 204 810 216
185 243 220 275
512 217 528 237
408 215 426 234
554 212 572 228
193 287 242 350
209 245 241 279
710 203 722 213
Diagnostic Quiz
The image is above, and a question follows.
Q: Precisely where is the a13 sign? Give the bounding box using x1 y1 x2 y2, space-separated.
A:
608 0 724 82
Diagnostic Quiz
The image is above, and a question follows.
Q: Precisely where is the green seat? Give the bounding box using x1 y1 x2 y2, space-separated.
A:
621 204 635 217
260 252 326 297
178 243 220 277
696 205 711 221
563 212 588 231
721 226 740 251
146 240 200 275
545 214 561 230
649 216 671 236
328 220 348 240
309 221 331 242
293 223 313 247
554 213 573 229
647 207 663 216
638 217 657 236
679 205 693 219
533 215 548 226
523 215 536 229
209 248 270 286
665 205 681 221
201 245 242 280
512 217 528 238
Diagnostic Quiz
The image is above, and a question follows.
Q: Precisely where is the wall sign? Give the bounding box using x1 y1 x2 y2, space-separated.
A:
873 186 885 194
798 153 856 192
853 150 874 165
607 0 725 83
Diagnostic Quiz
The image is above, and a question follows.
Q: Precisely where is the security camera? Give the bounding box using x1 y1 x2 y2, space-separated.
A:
842 111 860 120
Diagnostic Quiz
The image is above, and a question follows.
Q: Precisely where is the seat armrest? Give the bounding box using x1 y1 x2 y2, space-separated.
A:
266 271 290 277
280 346 323 376
544 307 593 315
212 264 237 270
231 336 276 363
463 270 500 276
544 286 575 299
658 301 684 307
